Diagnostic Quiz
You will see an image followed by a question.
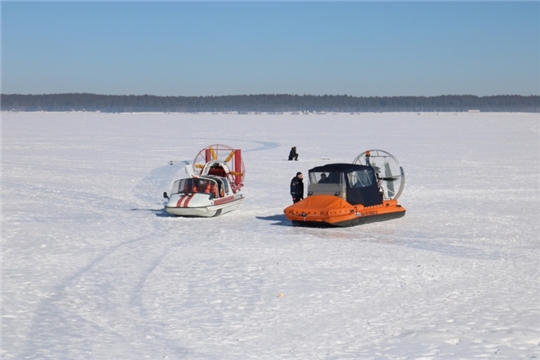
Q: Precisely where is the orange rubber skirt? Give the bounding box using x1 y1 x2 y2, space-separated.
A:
283 195 405 227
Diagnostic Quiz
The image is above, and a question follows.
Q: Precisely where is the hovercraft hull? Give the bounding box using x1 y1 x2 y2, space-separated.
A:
165 194 244 217
284 195 405 227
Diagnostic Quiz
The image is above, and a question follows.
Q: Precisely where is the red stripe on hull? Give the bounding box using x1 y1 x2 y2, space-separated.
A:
176 195 194 208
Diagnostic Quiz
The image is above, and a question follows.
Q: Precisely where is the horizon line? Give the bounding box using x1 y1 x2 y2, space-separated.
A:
3 93 539 98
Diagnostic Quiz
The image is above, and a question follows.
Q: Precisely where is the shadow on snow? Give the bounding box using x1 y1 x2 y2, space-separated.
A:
255 214 290 226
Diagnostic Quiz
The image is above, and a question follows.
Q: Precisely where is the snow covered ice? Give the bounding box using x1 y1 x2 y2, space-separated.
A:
2 111 539 359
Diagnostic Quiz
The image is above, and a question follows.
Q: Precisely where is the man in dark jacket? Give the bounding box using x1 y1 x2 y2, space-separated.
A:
288 146 299 161
290 172 304 203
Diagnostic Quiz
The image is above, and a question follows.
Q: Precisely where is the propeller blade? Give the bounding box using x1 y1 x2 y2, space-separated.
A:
210 147 217 160
225 150 235 163
195 163 205 168
229 171 243 176
384 163 395 197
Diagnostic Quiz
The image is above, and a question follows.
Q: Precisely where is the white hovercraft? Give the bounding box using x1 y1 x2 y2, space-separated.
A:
163 144 245 217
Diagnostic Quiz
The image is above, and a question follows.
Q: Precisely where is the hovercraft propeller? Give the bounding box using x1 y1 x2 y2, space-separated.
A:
353 149 405 200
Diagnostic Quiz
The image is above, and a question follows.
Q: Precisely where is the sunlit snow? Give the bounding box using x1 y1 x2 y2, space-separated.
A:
2 111 539 359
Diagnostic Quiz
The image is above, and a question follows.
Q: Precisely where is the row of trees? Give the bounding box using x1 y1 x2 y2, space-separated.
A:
2 93 539 113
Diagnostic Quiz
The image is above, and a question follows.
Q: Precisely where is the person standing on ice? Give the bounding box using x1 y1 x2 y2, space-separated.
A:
288 146 299 161
290 172 304 203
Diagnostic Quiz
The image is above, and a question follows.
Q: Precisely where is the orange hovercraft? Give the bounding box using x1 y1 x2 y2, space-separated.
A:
284 150 406 227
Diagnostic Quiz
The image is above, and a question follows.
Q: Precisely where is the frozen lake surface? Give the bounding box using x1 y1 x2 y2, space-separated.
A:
2 111 539 359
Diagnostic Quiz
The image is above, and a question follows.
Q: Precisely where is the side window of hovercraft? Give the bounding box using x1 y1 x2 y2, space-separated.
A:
172 179 182 194
348 170 373 188
177 178 204 194
177 179 193 194
221 178 231 195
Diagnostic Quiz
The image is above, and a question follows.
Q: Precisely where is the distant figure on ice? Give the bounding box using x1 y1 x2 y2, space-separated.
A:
290 172 304 203
288 146 299 161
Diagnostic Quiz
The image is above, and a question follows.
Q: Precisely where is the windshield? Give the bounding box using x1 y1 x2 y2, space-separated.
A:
171 178 218 195
309 171 343 185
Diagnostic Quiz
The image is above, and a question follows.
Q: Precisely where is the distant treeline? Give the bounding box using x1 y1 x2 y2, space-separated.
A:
2 93 539 113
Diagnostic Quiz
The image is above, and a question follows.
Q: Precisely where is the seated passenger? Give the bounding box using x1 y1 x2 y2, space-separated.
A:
182 183 189 193
200 181 211 194
318 173 328 183
210 183 218 197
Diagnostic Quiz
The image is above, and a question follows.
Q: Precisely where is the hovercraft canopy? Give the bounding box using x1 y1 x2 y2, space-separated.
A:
169 177 230 198
307 163 383 207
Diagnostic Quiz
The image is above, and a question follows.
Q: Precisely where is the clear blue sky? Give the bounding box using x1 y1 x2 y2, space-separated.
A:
2 1 538 97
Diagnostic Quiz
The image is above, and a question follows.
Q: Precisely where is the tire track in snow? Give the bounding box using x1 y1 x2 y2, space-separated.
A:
147 225 272 354
179 138 280 153
16 217 193 359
